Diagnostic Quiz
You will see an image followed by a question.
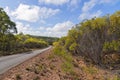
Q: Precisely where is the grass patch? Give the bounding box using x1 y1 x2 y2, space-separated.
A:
54 48 73 63
81 65 98 75
61 61 73 73
37 64 45 71
54 46 74 74
25 64 46 74
112 75 120 80
33 64 46 74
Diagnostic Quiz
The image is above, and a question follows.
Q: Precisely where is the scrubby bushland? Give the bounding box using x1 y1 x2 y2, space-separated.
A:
15 34 48 49
0 8 48 56
53 11 120 65
24 37 48 49
0 32 49 55
30 35 59 45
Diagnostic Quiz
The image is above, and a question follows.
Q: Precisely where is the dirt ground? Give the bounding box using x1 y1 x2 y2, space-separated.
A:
0 48 119 80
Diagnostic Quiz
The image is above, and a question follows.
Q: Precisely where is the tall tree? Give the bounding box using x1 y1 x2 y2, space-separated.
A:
0 8 17 34
0 8 17 53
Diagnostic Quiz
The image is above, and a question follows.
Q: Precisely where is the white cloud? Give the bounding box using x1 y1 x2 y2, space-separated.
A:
16 21 74 37
79 0 115 21
82 0 97 12
79 0 107 21
39 27 45 31
39 0 69 5
82 0 114 12
39 7 60 19
48 21 74 32
46 21 74 37
16 22 42 35
39 0 81 9
12 4 40 22
68 0 81 11
70 0 80 6
4 6 11 15
79 10 102 20
16 22 32 34
11 4 60 22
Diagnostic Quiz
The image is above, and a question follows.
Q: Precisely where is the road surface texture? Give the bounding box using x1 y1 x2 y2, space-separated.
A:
0 46 51 74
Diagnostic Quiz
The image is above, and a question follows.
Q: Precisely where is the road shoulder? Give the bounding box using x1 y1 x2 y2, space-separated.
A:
0 48 52 80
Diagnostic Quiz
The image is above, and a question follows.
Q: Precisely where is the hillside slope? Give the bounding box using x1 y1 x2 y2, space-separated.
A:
0 48 119 80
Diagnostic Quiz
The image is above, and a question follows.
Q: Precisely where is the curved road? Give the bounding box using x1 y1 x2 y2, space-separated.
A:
0 46 51 74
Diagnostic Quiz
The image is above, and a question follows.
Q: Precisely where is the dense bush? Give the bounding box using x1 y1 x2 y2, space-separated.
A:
24 37 48 49
31 35 59 45
53 11 120 65
14 34 49 51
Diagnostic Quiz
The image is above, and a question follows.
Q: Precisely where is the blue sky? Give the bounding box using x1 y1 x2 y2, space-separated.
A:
0 0 120 37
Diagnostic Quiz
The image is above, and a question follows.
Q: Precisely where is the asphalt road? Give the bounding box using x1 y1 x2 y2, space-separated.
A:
0 46 51 74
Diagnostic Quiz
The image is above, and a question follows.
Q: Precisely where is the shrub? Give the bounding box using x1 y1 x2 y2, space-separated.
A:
53 11 120 65
61 61 73 73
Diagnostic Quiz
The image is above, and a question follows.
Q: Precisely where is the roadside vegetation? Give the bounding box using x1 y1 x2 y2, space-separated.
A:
30 35 59 45
1 48 119 80
0 8 57 56
53 11 120 77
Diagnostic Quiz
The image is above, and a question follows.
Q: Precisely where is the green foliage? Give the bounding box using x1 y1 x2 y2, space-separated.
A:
53 38 74 74
0 8 17 34
69 43 77 51
61 61 73 73
53 39 73 63
53 10 120 65
0 8 17 55
0 7 49 56
103 40 120 52
29 35 59 45
82 65 98 75
24 37 48 49
14 34 49 52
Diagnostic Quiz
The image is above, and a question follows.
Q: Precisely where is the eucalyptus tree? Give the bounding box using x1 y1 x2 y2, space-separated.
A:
0 8 17 53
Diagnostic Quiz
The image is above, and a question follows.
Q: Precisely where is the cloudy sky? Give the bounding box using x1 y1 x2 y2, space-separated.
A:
0 0 120 37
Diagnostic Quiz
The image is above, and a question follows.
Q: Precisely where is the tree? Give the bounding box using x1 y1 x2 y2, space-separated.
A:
0 8 17 53
0 8 17 34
